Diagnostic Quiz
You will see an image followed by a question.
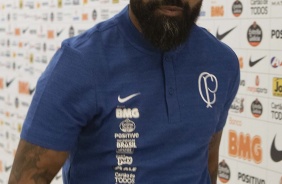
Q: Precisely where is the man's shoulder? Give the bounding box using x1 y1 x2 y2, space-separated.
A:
62 16 119 52
190 25 238 62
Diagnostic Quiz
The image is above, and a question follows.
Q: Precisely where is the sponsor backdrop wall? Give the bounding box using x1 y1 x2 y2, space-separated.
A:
0 0 281 183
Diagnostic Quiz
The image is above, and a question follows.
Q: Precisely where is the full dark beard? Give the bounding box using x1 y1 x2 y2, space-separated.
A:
130 0 202 52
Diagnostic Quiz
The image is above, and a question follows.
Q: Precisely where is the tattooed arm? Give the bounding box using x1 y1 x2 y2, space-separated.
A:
208 130 223 184
8 139 69 184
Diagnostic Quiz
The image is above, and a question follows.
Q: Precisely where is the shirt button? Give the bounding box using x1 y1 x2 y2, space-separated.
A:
169 88 174 95
164 56 172 62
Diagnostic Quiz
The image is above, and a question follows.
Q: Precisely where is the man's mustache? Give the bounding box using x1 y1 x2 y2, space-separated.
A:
147 0 184 9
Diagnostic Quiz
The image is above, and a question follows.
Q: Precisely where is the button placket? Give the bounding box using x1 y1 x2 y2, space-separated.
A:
162 55 180 123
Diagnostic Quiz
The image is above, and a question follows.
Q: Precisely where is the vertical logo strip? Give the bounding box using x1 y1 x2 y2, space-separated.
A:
114 94 141 184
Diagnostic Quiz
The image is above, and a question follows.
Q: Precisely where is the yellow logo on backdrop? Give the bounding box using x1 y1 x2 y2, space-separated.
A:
273 78 282 97
18 123 22 133
83 0 88 5
58 0 62 8
113 0 119 3
19 0 23 9
0 160 3 173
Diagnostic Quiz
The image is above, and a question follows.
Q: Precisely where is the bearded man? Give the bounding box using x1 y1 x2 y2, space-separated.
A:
8 0 240 183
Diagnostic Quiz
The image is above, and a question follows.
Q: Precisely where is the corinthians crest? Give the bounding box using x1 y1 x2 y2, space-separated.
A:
198 72 218 108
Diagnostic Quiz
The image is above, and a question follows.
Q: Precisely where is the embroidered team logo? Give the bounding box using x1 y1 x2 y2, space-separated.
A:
198 72 218 108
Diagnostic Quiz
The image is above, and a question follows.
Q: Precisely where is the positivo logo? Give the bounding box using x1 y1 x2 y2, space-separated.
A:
247 22 263 47
238 172 265 184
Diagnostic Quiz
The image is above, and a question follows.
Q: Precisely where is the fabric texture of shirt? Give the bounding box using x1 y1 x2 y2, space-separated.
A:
21 5 240 184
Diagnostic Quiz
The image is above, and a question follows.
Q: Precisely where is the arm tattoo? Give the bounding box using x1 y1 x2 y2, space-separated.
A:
10 142 53 183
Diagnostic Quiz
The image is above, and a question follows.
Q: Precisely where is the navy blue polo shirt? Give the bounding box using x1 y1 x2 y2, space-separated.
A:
21 6 240 184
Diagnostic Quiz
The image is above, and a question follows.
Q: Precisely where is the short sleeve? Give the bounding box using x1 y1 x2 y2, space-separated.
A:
21 44 97 151
215 55 240 132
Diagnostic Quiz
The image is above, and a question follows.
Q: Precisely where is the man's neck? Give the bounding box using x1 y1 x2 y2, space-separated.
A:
128 5 142 33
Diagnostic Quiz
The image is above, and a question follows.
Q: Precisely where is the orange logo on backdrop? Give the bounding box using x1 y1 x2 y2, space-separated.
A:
211 6 224 17
0 78 3 89
239 57 243 69
18 81 30 95
228 130 262 164
83 0 88 4
0 160 3 173
18 41 23 48
82 13 88 20
47 30 54 39
15 28 21 36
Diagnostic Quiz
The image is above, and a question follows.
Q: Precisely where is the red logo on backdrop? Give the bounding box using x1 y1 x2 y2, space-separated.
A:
228 130 262 164
247 22 263 47
255 75 260 86
239 57 244 69
18 81 35 95
0 78 3 89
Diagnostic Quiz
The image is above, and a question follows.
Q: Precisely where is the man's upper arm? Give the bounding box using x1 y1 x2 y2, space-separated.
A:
208 130 223 184
8 139 69 184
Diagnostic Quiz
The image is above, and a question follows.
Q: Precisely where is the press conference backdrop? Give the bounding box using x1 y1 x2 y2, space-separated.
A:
0 0 281 184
